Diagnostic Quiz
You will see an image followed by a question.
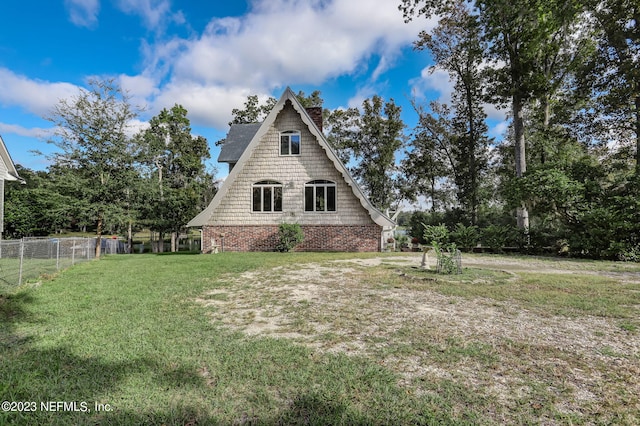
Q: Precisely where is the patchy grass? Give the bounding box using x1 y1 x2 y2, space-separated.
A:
399 265 640 320
2 252 640 425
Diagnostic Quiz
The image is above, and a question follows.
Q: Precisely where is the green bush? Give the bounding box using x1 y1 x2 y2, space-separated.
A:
450 223 479 252
432 242 461 274
481 225 514 252
422 223 449 246
276 223 304 252
394 232 409 249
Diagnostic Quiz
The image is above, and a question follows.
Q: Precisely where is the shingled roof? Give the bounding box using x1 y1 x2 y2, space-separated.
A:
218 122 262 163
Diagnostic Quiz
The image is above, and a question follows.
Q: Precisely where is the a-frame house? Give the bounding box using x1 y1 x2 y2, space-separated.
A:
188 88 394 252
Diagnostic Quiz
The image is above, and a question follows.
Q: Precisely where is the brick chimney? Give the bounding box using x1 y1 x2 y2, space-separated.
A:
305 107 323 133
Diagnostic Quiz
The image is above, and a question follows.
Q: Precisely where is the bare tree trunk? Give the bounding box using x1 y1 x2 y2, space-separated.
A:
466 84 478 225
541 96 551 165
171 232 177 253
635 95 640 175
127 221 133 254
513 93 529 230
95 215 103 258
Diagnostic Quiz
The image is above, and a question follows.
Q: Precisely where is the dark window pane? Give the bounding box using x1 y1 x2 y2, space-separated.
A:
252 187 261 211
290 134 300 154
305 186 314 211
316 186 325 211
280 136 289 155
263 187 272 211
274 187 283 211
327 186 336 211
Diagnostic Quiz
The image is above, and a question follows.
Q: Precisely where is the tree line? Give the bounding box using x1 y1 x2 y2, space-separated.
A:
5 0 639 260
5 79 216 256
396 0 640 260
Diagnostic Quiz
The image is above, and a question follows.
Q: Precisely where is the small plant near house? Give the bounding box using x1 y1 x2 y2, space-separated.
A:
432 242 462 274
394 232 409 251
422 224 461 274
276 223 304 252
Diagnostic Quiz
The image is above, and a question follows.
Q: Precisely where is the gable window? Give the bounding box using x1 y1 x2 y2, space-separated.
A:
280 130 301 155
305 180 336 212
252 180 283 212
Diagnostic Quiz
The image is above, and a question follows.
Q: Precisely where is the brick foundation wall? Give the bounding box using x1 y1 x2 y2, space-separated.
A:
202 224 382 252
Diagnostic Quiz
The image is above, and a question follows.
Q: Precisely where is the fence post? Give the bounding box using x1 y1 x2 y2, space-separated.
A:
56 239 60 271
18 238 24 286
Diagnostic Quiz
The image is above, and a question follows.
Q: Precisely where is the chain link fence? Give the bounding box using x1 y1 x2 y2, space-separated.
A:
0 237 98 288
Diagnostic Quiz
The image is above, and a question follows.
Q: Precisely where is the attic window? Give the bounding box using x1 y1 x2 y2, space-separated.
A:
280 130 301 155
305 180 336 212
252 180 283 212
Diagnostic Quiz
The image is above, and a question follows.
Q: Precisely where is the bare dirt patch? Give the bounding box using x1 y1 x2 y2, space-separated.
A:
196 254 640 424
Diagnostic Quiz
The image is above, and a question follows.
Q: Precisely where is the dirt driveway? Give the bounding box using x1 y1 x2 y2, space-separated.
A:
197 254 640 423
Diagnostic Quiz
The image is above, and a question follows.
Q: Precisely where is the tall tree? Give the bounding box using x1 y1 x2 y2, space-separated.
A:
228 94 277 126
401 0 585 229
401 101 456 212
582 0 640 174
330 96 405 211
413 0 491 224
45 78 140 257
137 105 213 252
478 0 581 229
3 166 73 238
325 106 360 165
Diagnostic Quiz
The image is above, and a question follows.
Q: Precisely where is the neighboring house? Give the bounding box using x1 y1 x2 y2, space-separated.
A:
187 87 395 252
0 135 24 238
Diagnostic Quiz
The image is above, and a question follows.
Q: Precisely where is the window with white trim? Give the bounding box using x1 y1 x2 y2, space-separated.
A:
304 180 336 212
252 180 283 212
280 130 301 155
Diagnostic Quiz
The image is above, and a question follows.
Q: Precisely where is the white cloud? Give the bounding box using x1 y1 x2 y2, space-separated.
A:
347 85 378 109
410 67 453 105
489 120 509 139
137 0 429 127
484 103 508 122
64 0 100 28
152 82 260 129
0 122 51 139
126 118 151 138
116 0 180 30
5 0 434 136
118 74 159 111
0 68 80 117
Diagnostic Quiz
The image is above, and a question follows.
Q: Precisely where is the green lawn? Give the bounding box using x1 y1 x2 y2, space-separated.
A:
1 252 639 425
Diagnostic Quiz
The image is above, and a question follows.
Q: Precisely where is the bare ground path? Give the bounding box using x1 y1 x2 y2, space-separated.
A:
196 254 640 424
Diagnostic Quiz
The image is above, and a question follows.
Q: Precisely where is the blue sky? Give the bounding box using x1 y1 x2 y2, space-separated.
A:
0 0 506 177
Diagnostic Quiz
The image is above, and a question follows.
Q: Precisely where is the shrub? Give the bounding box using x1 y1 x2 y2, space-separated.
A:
422 223 449 246
526 224 562 254
408 211 430 243
481 225 514 252
432 242 461 274
450 223 479 252
394 232 409 250
276 223 304 252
